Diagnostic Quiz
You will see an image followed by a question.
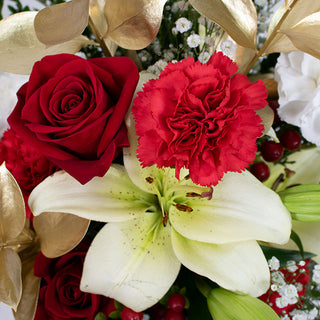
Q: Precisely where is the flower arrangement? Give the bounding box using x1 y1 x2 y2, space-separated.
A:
1 0 320 320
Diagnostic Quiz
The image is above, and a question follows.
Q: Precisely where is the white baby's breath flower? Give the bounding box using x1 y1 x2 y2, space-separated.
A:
281 315 290 320
275 51 320 146
187 34 201 48
268 256 280 271
175 17 192 33
278 284 298 300
204 36 215 47
172 27 178 35
290 309 312 320
271 271 286 286
198 16 206 26
177 0 189 11
312 269 320 284
295 282 303 292
0 71 29 139
255 0 267 6
163 50 175 62
286 260 298 272
276 295 289 308
220 40 236 57
198 52 211 64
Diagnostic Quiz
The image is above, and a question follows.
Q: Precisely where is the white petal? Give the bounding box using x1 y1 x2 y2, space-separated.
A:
80 213 181 312
29 165 155 222
169 170 291 244
171 228 270 297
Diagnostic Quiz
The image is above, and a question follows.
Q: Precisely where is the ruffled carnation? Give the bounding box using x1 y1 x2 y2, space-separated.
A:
0 129 58 218
132 52 267 186
275 51 320 146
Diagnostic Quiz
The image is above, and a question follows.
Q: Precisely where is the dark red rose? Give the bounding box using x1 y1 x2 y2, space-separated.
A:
0 129 58 218
8 54 139 184
132 52 267 186
34 244 108 320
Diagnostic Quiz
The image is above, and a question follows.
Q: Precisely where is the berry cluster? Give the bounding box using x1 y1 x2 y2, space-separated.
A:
250 129 302 182
151 293 187 320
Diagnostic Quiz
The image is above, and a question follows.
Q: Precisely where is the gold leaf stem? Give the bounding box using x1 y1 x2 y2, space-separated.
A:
88 16 111 57
243 0 300 75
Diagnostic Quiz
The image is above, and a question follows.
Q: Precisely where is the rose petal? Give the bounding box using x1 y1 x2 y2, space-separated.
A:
80 213 181 312
171 229 270 297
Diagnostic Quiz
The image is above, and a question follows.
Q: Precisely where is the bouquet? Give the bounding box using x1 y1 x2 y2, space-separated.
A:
1 0 320 319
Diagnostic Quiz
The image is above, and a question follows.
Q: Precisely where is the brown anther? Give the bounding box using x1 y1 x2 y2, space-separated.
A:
184 174 190 180
175 203 193 212
285 168 295 178
186 192 203 198
145 177 154 184
162 212 168 227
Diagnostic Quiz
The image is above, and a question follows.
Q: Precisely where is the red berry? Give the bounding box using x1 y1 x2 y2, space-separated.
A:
121 307 143 320
280 130 301 151
268 100 280 123
260 141 283 162
250 162 270 182
168 293 186 312
164 309 185 320
151 304 167 320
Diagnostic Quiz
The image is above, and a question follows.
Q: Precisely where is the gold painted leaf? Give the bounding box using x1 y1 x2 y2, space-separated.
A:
256 105 274 136
104 0 167 50
0 11 92 74
189 0 257 49
264 1 320 55
33 212 90 258
233 45 257 74
282 12 320 60
0 163 25 242
0 248 22 311
34 0 89 46
89 0 118 56
14 245 41 320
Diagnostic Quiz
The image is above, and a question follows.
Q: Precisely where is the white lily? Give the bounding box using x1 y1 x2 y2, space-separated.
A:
28 76 291 312
29 133 291 312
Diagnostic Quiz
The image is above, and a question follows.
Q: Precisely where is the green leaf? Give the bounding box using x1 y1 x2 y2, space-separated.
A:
261 246 315 267
94 313 107 320
109 310 121 319
207 288 280 320
290 230 304 259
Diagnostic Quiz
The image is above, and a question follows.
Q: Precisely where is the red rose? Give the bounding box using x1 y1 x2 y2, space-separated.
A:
8 54 139 184
132 52 267 186
0 129 58 218
34 244 108 320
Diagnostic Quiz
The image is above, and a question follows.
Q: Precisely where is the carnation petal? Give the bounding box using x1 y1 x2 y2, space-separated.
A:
80 214 181 312
169 170 291 244
29 165 154 222
171 229 270 297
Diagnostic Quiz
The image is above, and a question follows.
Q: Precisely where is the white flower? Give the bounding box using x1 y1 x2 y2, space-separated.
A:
29 77 291 312
0 71 29 138
175 17 192 33
271 271 286 286
275 51 320 146
255 0 267 6
278 284 298 304
187 34 201 48
204 36 215 47
198 52 211 64
276 295 289 308
286 260 298 272
281 315 290 320
312 269 320 284
220 40 236 57
268 256 280 271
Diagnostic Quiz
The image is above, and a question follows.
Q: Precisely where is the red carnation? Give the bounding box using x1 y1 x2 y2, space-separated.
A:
132 52 267 186
0 129 58 218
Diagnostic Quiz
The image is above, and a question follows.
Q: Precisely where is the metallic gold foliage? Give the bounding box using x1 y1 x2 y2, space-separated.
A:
34 0 90 46
104 0 167 50
189 0 258 49
0 12 92 74
33 212 89 259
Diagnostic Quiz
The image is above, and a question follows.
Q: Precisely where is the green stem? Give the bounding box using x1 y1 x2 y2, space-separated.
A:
195 277 212 298
243 0 300 75
88 16 111 57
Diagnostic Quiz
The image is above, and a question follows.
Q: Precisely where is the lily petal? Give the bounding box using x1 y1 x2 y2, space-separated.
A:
171 228 270 297
80 212 181 312
29 165 155 222
170 170 291 245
